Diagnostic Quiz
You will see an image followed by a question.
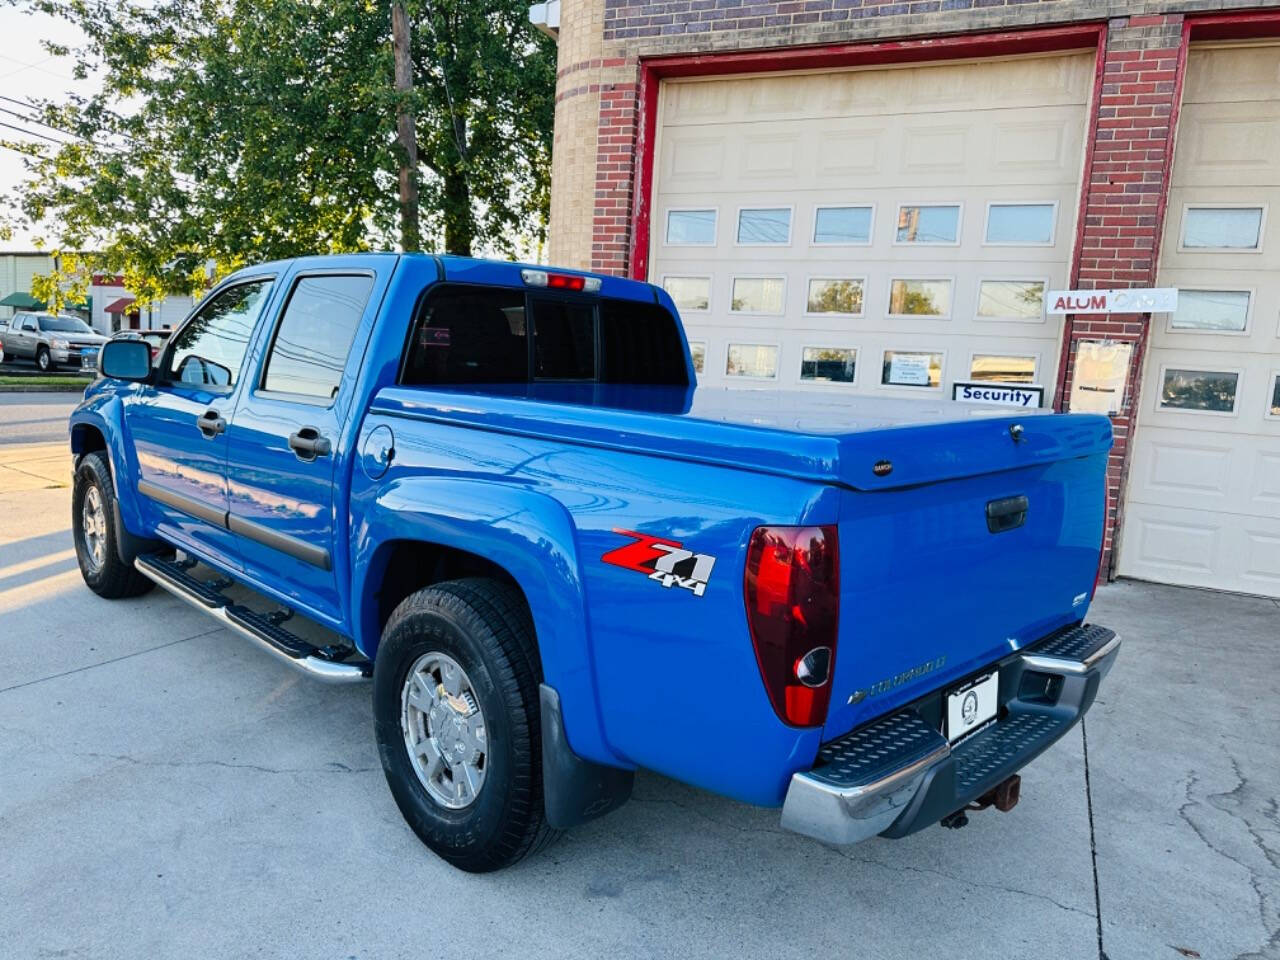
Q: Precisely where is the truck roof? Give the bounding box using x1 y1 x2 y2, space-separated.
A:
371 383 1112 491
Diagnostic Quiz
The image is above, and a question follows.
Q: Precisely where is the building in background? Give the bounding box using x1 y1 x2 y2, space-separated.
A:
0 252 57 320
536 1 1280 597
89 275 194 335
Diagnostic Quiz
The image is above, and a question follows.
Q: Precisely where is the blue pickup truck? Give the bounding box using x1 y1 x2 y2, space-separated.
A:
69 254 1119 872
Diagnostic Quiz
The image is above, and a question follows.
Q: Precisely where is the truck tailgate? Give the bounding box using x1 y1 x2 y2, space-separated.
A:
823 431 1110 741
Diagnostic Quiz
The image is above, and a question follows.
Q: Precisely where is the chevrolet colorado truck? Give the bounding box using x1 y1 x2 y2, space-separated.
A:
70 254 1119 872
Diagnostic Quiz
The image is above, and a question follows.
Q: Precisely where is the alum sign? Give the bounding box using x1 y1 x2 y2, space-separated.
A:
1046 287 1178 314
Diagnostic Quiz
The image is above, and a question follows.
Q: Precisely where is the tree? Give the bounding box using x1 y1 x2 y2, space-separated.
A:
408 0 556 256
3 0 555 303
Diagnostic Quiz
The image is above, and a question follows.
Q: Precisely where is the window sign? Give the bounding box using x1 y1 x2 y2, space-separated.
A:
1069 340 1133 414
883 350 941 387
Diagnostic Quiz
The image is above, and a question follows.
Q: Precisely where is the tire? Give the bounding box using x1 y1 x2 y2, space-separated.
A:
373 578 558 872
36 346 52 371
72 451 155 599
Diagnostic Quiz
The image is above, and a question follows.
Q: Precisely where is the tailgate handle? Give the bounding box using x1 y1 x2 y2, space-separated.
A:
986 495 1028 534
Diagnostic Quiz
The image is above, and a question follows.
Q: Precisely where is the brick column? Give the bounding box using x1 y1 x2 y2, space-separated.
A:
1056 14 1188 580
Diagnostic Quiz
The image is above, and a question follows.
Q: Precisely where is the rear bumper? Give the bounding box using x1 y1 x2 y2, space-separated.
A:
780 623 1119 845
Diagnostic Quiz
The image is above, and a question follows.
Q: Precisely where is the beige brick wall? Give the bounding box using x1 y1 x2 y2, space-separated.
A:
548 0 609 268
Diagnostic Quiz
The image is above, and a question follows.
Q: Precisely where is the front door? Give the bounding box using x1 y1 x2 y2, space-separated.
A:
225 269 379 627
125 277 278 570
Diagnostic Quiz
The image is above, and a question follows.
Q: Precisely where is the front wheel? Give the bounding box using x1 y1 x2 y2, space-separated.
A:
36 346 52 371
72 451 155 598
373 578 557 872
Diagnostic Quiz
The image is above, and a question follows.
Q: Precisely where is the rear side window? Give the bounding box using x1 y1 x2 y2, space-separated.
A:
402 284 689 387
599 298 687 384
401 286 529 385
261 274 373 400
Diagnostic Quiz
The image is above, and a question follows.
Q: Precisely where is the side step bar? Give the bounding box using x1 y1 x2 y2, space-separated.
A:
135 554 371 684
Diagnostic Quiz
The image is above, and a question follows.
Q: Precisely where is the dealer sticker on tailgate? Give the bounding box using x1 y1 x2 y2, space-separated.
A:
946 671 998 743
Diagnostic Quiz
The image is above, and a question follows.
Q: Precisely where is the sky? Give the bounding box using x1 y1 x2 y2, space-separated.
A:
0 3 100 252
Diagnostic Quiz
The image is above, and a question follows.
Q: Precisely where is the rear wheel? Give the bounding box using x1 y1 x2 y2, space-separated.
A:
72 451 155 598
373 578 557 872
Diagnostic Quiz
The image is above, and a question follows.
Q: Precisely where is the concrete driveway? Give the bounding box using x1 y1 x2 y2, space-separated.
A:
1 441 1276 960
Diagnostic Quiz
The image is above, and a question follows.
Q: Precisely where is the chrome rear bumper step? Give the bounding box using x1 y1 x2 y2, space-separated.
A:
134 554 370 684
782 624 1120 845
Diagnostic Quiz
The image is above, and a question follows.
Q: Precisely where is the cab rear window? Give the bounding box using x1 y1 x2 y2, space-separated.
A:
401 284 688 387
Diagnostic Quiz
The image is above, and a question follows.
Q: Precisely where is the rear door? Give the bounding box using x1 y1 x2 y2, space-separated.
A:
125 276 278 569
224 266 383 627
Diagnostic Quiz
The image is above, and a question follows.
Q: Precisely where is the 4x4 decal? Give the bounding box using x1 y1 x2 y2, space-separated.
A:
601 528 716 597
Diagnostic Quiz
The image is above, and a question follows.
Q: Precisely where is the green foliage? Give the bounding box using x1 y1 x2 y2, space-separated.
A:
3 0 555 302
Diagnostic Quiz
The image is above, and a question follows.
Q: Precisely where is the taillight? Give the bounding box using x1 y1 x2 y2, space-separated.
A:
744 525 839 727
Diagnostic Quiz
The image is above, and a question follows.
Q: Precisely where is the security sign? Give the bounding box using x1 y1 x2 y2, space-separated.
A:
952 381 1045 409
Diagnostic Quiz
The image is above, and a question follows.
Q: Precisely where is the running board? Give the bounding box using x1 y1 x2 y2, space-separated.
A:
134 554 371 684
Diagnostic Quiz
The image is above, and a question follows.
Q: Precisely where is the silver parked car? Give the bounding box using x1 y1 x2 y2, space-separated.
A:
0 312 107 372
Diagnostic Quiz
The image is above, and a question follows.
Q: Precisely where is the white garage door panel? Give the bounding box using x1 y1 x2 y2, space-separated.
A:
651 53 1091 397
1120 43 1280 597
1122 503 1280 593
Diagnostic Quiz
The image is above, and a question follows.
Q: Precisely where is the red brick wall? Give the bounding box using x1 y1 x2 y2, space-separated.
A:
1055 14 1187 579
592 78 642 276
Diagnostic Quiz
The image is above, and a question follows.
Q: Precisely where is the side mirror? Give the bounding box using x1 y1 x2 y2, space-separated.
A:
100 339 152 382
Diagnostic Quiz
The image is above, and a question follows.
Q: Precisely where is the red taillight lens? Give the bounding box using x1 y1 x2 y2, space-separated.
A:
547 273 586 291
744 525 839 727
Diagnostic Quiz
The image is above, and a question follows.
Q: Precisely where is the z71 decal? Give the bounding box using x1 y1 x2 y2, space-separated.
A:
601 528 716 597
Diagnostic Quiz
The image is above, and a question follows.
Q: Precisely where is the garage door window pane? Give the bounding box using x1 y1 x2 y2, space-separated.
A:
977 280 1046 320
1271 376 1280 417
801 347 856 383
985 204 1056 245
896 205 959 244
882 350 942 387
666 209 717 245
807 279 864 315
1182 207 1263 250
731 277 784 314
1160 369 1239 412
663 276 710 313
813 206 872 244
1170 289 1250 332
737 208 791 245
970 354 1035 384
726 343 778 379
889 279 951 317
689 340 706 374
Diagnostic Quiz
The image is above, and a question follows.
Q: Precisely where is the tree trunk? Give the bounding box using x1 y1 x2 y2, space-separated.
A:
442 114 473 255
391 2 421 252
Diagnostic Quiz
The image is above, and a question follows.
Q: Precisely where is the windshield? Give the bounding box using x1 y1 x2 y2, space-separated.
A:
38 316 94 334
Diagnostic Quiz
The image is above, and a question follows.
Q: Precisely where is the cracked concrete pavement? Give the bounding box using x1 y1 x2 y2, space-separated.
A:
0 440 1276 960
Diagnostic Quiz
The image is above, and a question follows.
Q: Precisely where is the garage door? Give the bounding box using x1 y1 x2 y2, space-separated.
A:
648 52 1094 401
1119 44 1280 598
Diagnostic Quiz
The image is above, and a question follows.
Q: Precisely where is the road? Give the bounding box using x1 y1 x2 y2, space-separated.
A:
0 433 1276 959
0 392 79 445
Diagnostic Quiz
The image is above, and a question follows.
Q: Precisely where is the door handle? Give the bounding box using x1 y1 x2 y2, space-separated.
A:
289 426 331 462
197 409 226 439
986 495 1029 534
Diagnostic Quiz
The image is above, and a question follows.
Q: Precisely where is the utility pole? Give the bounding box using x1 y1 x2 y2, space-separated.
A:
392 2 421 252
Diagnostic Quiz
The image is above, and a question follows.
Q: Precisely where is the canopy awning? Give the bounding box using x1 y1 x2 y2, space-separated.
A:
0 292 44 309
104 297 136 314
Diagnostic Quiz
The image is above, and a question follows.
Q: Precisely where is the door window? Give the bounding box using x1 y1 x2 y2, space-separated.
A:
167 280 274 388
261 274 374 400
